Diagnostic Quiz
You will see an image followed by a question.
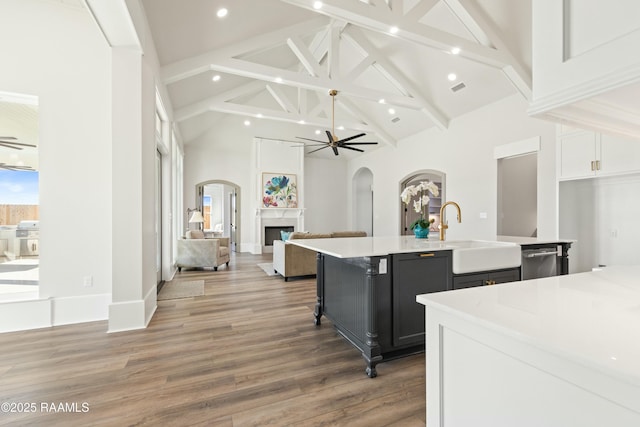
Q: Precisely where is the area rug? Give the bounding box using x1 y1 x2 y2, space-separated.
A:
158 280 204 300
257 263 278 277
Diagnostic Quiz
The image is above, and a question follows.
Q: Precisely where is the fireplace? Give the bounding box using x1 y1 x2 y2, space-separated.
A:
264 226 294 246
256 208 305 254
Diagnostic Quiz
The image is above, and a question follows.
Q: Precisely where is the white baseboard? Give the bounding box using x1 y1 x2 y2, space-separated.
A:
107 285 157 333
52 293 110 326
0 298 52 333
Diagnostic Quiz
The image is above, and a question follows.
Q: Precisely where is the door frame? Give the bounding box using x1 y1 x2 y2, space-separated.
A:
195 180 241 252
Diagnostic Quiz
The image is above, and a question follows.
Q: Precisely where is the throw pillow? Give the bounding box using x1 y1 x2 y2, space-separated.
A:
280 230 291 241
186 230 205 239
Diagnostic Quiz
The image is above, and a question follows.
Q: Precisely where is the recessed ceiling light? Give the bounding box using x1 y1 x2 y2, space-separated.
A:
212 74 221 82
388 108 396 115
451 47 461 55
448 73 457 81
257 113 263 118
338 125 345 130
378 98 385 104
315 129 321 135
313 1 323 9
390 26 399 34
216 8 228 18
298 120 305 124
244 120 251 126
275 77 283 83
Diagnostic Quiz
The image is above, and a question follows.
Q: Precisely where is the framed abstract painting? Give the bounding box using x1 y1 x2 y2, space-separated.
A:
261 173 298 208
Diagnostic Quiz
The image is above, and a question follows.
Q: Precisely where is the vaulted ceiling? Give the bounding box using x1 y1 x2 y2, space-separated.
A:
142 0 532 157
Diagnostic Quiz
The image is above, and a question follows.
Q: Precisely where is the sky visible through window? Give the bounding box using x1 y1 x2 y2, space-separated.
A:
0 170 39 205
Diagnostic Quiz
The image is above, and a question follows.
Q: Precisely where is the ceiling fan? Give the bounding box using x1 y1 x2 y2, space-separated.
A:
297 90 378 156
258 90 378 156
0 136 36 150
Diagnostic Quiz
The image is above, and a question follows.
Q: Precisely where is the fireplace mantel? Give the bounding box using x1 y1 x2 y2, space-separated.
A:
254 208 305 254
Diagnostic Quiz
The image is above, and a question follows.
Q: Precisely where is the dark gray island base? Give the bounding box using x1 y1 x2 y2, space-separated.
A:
314 250 454 378
306 237 572 377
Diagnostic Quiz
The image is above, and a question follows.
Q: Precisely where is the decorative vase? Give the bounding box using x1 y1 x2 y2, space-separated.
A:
413 224 430 239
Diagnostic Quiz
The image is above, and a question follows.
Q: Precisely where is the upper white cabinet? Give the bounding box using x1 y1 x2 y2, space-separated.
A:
558 130 640 180
530 0 640 138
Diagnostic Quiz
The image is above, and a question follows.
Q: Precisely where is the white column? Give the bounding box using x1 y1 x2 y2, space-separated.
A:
108 47 157 332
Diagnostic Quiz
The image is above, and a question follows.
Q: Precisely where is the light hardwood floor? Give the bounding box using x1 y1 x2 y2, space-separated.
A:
0 252 426 426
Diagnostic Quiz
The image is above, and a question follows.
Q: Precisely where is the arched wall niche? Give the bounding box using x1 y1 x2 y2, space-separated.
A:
399 170 446 235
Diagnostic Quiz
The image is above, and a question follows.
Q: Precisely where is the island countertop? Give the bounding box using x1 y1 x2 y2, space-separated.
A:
417 265 640 386
496 235 575 245
286 235 456 258
286 235 572 259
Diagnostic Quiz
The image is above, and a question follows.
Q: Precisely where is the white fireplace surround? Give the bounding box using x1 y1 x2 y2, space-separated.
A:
256 208 305 253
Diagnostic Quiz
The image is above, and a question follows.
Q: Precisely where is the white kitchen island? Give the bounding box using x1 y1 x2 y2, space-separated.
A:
417 265 640 426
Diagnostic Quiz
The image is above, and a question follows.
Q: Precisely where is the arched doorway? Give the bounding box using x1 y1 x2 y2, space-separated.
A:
195 180 241 252
353 167 373 236
399 170 445 235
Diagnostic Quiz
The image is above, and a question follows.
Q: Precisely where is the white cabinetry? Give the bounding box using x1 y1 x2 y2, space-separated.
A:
558 130 640 180
530 0 640 138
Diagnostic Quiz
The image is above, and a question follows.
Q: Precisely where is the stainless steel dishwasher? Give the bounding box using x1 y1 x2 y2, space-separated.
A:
521 247 559 280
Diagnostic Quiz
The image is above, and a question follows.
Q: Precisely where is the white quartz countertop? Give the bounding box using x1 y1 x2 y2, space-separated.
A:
286 235 461 258
496 235 575 245
286 235 571 259
417 265 640 386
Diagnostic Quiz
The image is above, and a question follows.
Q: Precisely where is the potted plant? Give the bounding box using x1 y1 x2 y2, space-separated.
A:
400 181 439 238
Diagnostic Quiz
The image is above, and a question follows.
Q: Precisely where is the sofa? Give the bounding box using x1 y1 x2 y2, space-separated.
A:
176 230 230 272
272 231 367 281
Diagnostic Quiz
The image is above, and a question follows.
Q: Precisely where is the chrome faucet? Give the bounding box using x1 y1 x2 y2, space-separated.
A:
439 201 462 241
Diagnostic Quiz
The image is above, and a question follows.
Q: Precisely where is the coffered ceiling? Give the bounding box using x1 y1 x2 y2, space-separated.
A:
142 0 533 157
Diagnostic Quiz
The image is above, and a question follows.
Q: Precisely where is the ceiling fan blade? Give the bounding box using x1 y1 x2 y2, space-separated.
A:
294 143 327 147
332 146 339 156
296 136 329 144
0 163 34 171
256 136 314 145
339 145 365 153
325 130 335 144
335 133 366 144
0 137 17 140
1 141 36 148
0 142 22 150
307 145 330 154
341 142 378 145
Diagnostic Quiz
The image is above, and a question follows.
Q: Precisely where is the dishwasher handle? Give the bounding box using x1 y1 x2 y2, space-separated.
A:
523 250 558 258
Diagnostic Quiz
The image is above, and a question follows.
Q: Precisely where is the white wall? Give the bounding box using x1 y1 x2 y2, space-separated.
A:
0 0 174 333
348 94 558 240
304 157 349 233
0 0 112 330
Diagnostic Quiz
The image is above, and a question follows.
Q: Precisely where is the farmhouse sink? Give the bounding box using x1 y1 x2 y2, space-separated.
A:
446 240 522 274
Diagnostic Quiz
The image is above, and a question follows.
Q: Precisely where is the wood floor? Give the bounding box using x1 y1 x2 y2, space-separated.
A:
0 252 426 426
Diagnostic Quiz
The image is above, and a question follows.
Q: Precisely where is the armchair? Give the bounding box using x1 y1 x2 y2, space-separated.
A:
176 231 230 272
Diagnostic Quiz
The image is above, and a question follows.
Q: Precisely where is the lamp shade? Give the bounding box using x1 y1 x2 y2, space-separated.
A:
188 211 205 223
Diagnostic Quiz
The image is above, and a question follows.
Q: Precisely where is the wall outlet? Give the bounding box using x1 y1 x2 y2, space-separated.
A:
379 258 387 274
83 276 93 287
